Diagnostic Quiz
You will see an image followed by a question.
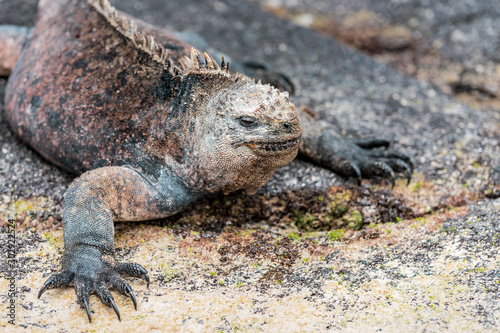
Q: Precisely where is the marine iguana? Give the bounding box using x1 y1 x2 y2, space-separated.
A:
1 0 413 322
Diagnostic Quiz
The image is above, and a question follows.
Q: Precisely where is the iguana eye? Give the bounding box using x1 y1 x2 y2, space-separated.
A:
237 116 259 128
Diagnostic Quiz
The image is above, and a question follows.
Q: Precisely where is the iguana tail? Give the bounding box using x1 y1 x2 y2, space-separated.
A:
0 25 31 77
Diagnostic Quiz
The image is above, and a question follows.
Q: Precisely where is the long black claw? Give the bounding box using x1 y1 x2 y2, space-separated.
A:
371 162 396 188
41 260 149 322
355 138 390 149
38 272 74 299
38 283 49 299
109 272 140 310
115 262 150 288
83 297 91 323
404 165 412 185
384 159 412 185
349 162 362 186
110 298 121 321
336 159 362 185
399 162 412 185
126 285 137 310
368 150 414 173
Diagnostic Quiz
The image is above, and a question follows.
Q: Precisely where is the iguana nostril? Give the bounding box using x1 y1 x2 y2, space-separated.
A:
280 121 293 132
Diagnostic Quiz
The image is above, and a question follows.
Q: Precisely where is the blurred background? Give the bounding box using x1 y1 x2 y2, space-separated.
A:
250 0 500 111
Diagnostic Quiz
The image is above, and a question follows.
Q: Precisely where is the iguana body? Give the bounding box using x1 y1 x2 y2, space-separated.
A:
2 0 412 322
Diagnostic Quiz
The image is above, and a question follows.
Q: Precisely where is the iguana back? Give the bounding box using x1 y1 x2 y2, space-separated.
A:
5 0 192 174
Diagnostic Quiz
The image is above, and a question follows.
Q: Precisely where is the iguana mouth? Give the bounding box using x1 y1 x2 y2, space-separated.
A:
244 135 302 155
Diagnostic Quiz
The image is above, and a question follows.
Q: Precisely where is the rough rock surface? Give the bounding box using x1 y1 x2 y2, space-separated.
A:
251 0 500 110
1 0 499 331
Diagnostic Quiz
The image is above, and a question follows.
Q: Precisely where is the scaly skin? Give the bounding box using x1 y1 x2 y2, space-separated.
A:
2 0 413 322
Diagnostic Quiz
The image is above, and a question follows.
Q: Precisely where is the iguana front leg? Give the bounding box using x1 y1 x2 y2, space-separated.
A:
297 108 413 186
38 166 199 322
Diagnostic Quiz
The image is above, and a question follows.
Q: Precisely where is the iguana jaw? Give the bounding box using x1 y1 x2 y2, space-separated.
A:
243 134 302 156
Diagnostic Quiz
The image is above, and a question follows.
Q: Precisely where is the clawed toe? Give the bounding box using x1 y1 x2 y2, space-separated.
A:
125 285 137 310
368 161 396 188
75 280 93 322
337 159 362 185
367 150 414 173
38 260 148 322
95 285 121 321
358 157 413 187
107 271 139 310
115 262 150 288
337 144 414 186
82 295 91 323
300 122 414 187
383 158 412 185
38 271 74 299
331 150 413 187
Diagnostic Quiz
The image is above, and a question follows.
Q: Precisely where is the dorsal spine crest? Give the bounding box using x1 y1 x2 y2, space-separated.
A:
88 0 240 80
88 0 171 68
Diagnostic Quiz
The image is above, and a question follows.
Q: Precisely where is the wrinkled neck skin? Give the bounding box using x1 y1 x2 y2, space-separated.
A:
149 72 300 195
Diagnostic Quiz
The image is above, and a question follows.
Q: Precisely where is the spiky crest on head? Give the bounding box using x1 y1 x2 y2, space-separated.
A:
243 84 295 122
215 79 296 124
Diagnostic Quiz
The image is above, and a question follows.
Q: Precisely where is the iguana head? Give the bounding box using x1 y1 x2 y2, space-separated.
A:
84 1 300 194
221 80 301 156
204 80 302 195
166 50 302 195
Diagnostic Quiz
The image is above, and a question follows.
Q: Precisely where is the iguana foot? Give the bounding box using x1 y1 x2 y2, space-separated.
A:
331 138 413 187
306 129 414 187
38 246 149 323
235 60 295 94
